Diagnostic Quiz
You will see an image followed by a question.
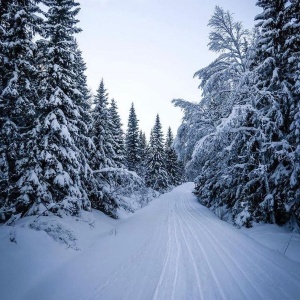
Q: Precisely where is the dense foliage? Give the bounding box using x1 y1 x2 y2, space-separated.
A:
174 3 300 229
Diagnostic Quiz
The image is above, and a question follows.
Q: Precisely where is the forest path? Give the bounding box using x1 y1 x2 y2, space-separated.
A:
25 183 300 300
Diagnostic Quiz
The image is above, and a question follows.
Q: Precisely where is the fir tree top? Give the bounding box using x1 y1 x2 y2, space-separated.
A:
165 127 174 149
125 103 140 171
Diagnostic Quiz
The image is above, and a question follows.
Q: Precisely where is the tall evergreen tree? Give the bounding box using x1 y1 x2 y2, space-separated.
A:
125 103 140 172
91 79 117 170
14 0 93 217
109 98 125 168
251 0 293 224
72 40 91 113
0 0 9 92
165 127 181 186
71 39 96 208
145 115 169 191
0 0 43 220
90 80 119 217
285 0 300 220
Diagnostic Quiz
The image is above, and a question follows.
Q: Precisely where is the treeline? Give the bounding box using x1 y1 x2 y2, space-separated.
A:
0 0 181 223
125 104 182 191
174 2 300 229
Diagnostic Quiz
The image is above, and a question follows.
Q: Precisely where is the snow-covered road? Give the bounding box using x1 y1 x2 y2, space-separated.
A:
22 183 300 299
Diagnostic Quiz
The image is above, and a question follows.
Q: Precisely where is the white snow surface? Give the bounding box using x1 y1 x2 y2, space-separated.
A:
0 183 300 300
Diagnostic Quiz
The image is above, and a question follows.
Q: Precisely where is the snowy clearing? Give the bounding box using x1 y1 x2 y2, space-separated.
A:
0 183 300 300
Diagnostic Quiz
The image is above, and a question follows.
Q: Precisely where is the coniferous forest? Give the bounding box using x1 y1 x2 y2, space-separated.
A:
1 1 300 299
0 0 299 230
0 0 181 223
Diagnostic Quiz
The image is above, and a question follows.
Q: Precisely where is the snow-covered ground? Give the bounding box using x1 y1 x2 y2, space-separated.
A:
0 183 300 300
241 223 300 263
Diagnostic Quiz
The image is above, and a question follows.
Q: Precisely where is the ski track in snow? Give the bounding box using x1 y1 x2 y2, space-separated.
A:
23 183 300 300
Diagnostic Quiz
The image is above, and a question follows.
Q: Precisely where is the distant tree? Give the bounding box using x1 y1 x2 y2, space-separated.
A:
137 130 147 178
109 98 125 168
145 115 169 191
91 79 117 170
89 80 119 215
125 103 140 172
138 131 147 160
165 127 181 186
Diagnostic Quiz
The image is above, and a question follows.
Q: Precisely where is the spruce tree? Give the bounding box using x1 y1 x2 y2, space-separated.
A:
73 40 92 113
90 80 119 217
0 0 43 220
165 127 181 186
252 0 292 224
16 0 93 217
0 0 9 92
137 130 147 178
125 103 140 172
145 115 169 191
91 79 117 170
71 40 97 208
285 0 300 221
109 99 125 168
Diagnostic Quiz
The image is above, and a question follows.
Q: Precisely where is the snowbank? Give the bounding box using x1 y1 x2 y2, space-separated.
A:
241 223 300 263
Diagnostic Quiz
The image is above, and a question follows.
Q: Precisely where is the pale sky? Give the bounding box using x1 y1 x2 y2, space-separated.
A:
77 0 261 137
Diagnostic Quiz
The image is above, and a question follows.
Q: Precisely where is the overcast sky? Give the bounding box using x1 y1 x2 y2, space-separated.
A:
76 0 261 137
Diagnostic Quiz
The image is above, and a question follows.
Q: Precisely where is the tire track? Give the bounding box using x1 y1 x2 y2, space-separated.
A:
176 197 225 300
180 198 228 300
190 198 300 280
171 204 181 300
186 198 300 293
153 202 173 300
181 195 300 299
181 198 264 300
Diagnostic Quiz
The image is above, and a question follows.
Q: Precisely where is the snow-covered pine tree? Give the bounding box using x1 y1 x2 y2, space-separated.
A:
0 0 13 216
72 39 92 114
190 3 290 227
109 98 125 168
165 127 181 186
251 0 294 225
0 0 9 91
145 115 169 191
17 0 92 217
284 0 300 221
90 80 119 216
71 39 97 209
175 6 272 227
125 103 140 172
0 0 43 221
91 79 117 170
136 130 147 178
189 2 300 228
